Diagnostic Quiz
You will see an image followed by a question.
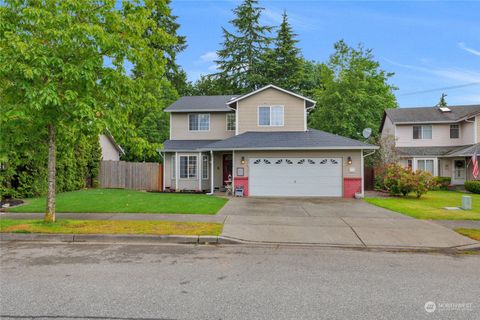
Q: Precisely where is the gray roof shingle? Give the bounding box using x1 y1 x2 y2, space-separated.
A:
203 129 376 150
396 146 463 157
386 105 480 124
444 144 480 157
163 140 220 151
165 95 238 112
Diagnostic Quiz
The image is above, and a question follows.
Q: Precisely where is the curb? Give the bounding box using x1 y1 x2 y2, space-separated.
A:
0 233 243 245
1 233 478 252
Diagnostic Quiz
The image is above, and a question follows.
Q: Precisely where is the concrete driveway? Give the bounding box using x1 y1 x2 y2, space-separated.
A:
219 197 477 249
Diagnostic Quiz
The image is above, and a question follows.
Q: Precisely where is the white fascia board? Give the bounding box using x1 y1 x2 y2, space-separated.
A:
226 84 316 105
201 146 379 151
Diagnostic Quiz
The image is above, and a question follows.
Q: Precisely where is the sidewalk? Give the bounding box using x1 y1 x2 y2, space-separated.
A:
0 212 225 223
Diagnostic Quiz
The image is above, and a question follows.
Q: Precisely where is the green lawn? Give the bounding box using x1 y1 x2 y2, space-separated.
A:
8 189 228 215
0 219 223 236
364 191 480 220
455 228 480 241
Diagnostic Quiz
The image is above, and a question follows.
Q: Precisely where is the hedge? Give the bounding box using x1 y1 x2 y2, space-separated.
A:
465 181 480 194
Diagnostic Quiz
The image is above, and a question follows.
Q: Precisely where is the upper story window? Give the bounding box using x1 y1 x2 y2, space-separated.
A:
226 113 236 131
413 125 432 139
189 114 210 131
258 105 284 126
450 124 459 139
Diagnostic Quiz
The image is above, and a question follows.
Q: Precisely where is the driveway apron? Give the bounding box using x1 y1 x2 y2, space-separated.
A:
219 197 477 248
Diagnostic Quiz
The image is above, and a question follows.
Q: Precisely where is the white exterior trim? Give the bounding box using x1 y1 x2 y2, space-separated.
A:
198 152 202 191
209 150 214 193
235 103 239 136
257 105 285 127
187 113 211 132
175 152 179 191
205 146 379 151
360 149 364 197
304 100 307 131
226 84 316 105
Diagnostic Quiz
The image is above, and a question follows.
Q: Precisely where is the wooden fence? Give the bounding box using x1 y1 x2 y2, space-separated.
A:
99 161 163 191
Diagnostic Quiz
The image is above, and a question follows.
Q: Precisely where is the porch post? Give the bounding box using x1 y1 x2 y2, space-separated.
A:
198 152 202 191
360 149 364 197
209 150 214 194
232 150 235 192
175 152 179 191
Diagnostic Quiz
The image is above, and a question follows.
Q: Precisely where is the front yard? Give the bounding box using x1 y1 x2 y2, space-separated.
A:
365 191 480 220
7 189 228 215
0 219 223 236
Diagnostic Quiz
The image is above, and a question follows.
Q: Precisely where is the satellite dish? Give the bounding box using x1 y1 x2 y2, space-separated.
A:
362 128 372 139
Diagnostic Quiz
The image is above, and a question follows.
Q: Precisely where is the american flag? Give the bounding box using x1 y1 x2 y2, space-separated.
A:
472 149 479 179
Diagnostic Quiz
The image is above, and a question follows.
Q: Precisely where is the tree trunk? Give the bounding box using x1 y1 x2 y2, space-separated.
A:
44 123 56 223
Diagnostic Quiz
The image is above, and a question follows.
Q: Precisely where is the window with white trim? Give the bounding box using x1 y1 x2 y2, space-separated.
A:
258 105 284 126
171 155 175 178
226 113 236 131
189 114 210 131
450 124 459 139
180 155 197 179
417 159 434 175
413 125 432 139
202 155 209 179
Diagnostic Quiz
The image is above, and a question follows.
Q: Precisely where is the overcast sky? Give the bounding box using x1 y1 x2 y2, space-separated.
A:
171 0 480 108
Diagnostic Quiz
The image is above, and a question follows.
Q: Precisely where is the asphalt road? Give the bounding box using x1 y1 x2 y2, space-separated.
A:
0 242 479 320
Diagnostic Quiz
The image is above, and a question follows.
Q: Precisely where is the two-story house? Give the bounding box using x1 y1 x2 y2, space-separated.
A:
380 104 480 185
160 85 377 197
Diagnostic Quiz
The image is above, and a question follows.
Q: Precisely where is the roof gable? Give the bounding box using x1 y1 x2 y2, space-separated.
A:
226 84 316 106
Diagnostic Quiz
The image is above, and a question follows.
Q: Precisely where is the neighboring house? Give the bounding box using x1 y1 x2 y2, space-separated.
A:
380 104 480 185
99 133 124 161
160 84 377 197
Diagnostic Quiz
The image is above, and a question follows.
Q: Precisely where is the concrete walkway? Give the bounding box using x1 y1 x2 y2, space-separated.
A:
431 220 480 230
218 198 478 249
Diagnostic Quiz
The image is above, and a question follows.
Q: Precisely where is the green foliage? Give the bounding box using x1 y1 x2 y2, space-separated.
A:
308 40 398 139
259 11 303 91
215 0 272 93
383 163 436 198
434 177 451 190
437 93 448 107
0 1 177 204
465 181 480 194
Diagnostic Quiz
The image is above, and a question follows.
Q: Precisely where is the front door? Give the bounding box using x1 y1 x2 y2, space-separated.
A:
222 154 232 185
452 159 466 185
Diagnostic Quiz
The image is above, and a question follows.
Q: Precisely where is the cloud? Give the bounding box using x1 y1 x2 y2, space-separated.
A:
262 7 319 31
200 51 218 63
458 42 480 57
383 58 480 83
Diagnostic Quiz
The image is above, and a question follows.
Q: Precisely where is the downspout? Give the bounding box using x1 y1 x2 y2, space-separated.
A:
207 150 214 195
361 149 377 198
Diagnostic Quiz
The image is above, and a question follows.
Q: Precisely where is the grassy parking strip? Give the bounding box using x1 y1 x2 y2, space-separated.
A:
364 191 480 220
455 228 480 241
8 189 228 215
0 219 223 236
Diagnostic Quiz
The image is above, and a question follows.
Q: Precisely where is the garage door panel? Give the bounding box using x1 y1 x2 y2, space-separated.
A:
249 157 342 197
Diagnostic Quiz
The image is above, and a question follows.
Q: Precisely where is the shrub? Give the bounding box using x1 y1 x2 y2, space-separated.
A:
383 163 437 198
384 164 404 195
434 177 451 190
465 181 480 194
413 170 436 198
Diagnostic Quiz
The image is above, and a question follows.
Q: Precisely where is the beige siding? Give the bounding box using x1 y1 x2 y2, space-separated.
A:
438 158 453 178
237 87 306 134
395 121 474 147
381 116 395 138
99 134 120 161
170 112 235 140
233 150 362 179
164 152 212 191
477 116 480 143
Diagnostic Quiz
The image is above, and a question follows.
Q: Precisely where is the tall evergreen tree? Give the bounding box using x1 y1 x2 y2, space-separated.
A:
261 11 303 90
437 93 448 107
215 0 272 93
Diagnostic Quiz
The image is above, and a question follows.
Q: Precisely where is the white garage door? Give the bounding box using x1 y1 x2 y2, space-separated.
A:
249 157 342 197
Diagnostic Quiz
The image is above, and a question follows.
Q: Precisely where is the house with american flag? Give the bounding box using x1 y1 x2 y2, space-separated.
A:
380 104 480 185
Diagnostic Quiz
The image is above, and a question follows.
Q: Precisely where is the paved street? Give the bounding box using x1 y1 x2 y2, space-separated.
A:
1 242 479 320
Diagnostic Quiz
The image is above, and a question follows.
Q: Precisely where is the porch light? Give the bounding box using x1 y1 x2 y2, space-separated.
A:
347 156 352 165
241 156 245 165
